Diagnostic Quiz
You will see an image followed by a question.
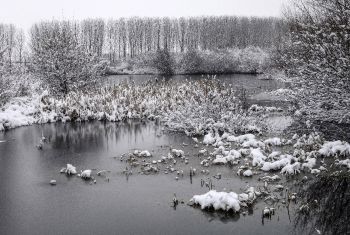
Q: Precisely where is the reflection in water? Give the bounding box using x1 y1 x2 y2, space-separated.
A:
295 171 350 235
0 122 294 235
45 120 162 152
198 208 241 224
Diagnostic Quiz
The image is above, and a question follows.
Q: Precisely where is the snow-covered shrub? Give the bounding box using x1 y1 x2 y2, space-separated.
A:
152 49 174 75
111 47 270 75
95 60 110 75
0 76 12 106
0 74 37 107
179 50 203 74
277 0 350 124
296 171 350 235
30 21 101 96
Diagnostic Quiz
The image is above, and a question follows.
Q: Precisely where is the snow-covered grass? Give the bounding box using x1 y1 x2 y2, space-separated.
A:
0 78 266 135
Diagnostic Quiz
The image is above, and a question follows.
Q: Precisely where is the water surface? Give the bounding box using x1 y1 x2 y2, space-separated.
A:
0 74 298 235
0 121 297 235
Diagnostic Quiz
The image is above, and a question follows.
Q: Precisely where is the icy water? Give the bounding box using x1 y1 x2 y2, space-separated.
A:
0 75 297 235
0 121 298 235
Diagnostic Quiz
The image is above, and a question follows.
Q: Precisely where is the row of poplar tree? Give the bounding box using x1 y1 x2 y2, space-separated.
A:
1 16 285 65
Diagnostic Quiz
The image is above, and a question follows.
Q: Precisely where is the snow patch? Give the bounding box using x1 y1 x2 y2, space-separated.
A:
190 190 241 212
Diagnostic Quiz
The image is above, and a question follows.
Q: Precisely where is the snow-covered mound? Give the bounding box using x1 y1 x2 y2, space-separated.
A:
261 156 292 171
190 187 261 212
134 150 152 157
250 148 266 167
212 149 241 164
61 164 77 175
281 162 301 175
171 149 185 157
319 141 350 157
0 97 38 131
81 169 92 179
190 190 241 212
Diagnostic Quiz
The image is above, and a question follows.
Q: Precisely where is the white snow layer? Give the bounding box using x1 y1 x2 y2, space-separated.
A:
318 141 350 157
212 149 241 164
250 148 267 167
261 155 292 171
81 169 92 179
65 164 77 175
190 190 241 212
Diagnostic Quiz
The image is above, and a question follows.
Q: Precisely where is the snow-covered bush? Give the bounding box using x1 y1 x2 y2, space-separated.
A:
0 74 36 107
184 48 268 74
152 49 174 75
30 21 101 96
115 47 270 75
296 171 350 235
179 50 203 74
0 76 12 106
277 0 350 124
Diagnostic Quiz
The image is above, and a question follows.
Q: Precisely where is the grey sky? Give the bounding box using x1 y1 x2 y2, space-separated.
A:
0 0 287 30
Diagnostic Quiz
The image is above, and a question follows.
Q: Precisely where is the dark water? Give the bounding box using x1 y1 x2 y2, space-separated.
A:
0 121 296 235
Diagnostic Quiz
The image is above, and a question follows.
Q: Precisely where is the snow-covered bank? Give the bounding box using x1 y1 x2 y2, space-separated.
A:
0 79 266 134
107 47 270 75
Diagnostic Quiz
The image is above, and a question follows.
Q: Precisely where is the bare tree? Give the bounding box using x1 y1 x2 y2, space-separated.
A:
30 21 100 96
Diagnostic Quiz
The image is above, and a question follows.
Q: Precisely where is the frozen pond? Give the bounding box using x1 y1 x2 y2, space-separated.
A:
0 121 298 235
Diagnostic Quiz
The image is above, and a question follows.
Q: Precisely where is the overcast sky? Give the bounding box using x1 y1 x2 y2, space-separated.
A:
0 0 287 30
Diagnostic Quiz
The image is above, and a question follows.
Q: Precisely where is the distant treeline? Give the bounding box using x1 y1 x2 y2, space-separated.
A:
1 16 286 65
102 16 286 61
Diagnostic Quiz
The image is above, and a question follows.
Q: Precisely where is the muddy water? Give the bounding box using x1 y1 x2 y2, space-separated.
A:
0 121 297 235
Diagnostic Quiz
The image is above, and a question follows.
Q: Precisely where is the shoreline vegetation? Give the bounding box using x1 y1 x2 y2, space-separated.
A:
0 78 268 133
103 47 270 76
